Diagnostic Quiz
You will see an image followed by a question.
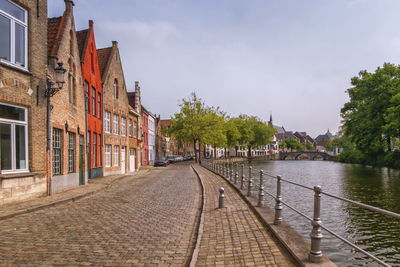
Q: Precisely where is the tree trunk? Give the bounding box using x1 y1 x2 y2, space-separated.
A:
248 146 252 158
214 146 217 159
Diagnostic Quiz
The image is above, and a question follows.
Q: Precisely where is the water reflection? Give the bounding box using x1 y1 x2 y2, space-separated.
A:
246 160 400 266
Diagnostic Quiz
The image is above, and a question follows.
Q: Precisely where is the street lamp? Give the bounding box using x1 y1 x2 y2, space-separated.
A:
46 62 67 150
45 62 67 97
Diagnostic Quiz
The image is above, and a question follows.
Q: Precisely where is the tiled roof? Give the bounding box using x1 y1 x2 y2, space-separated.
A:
127 92 136 108
96 47 112 77
47 17 63 57
160 120 172 127
76 29 88 59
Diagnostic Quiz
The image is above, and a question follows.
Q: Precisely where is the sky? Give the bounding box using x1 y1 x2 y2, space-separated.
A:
48 0 400 137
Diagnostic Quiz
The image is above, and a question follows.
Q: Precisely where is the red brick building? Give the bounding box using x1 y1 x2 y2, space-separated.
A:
76 20 103 178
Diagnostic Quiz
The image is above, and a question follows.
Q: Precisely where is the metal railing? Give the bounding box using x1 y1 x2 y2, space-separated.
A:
201 159 400 267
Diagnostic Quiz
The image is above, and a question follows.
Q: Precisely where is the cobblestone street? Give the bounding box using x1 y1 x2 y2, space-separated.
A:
0 163 201 266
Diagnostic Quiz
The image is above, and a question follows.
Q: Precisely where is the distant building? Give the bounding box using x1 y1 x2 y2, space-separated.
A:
315 129 334 148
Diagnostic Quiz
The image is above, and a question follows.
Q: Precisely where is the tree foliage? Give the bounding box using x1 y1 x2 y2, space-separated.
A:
280 138 304 151
340 63 400 167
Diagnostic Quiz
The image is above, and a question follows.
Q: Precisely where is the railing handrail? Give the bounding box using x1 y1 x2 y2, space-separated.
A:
202 159 398 267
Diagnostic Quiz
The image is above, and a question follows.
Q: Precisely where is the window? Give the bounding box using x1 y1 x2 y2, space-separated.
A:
114 145 119 166
113 79 118 99
68 132 75 173
92 88 96 116
97 92 101 118
104 111 110 133
53 128 62 175
134 121 138 138
84 81 89 111
121 117 126 136
0 103 28 173
93 133 96 167
0 0 27 68
105 144 111 167
128 119 133 137
113 114 118 135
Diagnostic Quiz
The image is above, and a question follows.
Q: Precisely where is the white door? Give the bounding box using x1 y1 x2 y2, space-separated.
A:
121 147 126 174
129 148 135 172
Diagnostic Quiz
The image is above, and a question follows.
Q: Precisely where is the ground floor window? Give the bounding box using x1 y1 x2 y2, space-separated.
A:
68 132 75 173
93 133 97 167
114 145 119 166
53 128 62 175
105 144 111 167
0 103 28 173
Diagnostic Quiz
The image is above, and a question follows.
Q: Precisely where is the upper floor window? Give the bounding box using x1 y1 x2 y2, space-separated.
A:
84 81 89 111
91 88 96 116
97 92 101 119
128 119 133 137
121 117 126 136
104 111 110 133
113 79 118 99
113 114 119 135
133 121 138 138
0 0 27 68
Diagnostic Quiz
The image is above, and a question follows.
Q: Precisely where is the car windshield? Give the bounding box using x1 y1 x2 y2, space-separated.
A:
158 157 166 161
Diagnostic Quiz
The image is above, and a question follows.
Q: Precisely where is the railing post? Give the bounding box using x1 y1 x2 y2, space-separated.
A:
247 166 252 197
234 163 238 184
257 170 264 207
274 175 283 225
309 185 323 263
240 164 244 189
230 162 234 181
218 187 225 209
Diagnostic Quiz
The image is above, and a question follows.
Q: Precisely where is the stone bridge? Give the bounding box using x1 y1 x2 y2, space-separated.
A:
279 151 336 161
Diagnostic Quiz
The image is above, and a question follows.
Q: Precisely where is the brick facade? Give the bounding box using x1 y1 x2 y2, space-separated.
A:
0 0 48 204
99 41 130 176
76 20 103 178
47 0 87 194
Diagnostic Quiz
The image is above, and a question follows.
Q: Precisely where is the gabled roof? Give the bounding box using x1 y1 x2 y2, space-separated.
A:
47 16 63 57
96 47 112 78
76 29 88 60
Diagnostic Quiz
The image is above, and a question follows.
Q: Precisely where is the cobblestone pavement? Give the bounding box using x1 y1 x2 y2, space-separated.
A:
0 163 201 266
193 165 295 267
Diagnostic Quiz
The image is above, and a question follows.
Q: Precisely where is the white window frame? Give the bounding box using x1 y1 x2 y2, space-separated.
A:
0 102 28 174
113 145 119 166
113 114 118 135
105 144 111 167
104 111 110 133
121 117 126 136
0 0 28 69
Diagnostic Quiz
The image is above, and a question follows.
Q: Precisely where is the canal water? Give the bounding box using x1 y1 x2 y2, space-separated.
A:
244 160 400 266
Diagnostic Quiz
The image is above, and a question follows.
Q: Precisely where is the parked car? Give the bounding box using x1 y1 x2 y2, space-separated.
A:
166 155 176 164
175 156 184 162
154 157 169 167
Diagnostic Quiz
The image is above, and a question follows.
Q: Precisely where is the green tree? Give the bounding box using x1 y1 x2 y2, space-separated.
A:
225 118 241 156
341 63 400 165
305 142 314 151
235 115 275 156
168 93 225 162
280 138 304 151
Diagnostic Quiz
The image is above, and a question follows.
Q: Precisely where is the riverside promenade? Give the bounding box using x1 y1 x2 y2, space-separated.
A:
0 163 294 266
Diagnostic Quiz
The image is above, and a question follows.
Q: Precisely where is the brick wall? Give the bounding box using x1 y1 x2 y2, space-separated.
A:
0 0 48 204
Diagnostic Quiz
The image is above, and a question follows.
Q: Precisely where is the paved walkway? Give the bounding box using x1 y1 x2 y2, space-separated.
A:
193 165 294 267
0 163 201 266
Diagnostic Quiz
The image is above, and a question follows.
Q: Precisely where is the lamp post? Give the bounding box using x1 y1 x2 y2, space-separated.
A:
46 62 67 150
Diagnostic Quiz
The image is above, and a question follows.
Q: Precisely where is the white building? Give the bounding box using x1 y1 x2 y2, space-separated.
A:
148 114 156 165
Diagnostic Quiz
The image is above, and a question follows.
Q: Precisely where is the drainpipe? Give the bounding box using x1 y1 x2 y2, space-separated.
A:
85 85 90 180
46 81 52 195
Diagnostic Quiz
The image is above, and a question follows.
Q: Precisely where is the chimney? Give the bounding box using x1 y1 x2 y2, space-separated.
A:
112 41 118 48
89 20 94 28
65 0 74 12
135 81 141 114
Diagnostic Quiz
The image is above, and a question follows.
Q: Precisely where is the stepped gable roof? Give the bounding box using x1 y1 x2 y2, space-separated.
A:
76 29 88 60
276 131 297 141
96 47 112 78
47 16 63 57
